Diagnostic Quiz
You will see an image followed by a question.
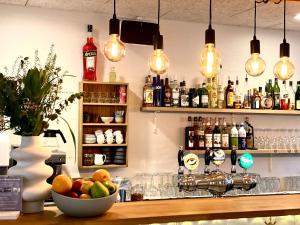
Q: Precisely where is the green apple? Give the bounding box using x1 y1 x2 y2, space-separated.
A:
103 180 116 194
90 181 110 198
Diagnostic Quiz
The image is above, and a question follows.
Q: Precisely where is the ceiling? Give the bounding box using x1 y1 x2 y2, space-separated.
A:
2 0 300 30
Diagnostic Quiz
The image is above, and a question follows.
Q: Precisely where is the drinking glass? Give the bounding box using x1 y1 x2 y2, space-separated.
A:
99 92 107 103
83 92 91 103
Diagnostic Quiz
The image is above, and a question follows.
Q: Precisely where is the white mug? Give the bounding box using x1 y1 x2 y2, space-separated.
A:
106 136 114 144
113 130 122 136
96 134 105 144
116 136 124 144
94 154 106 165
105 129 113 136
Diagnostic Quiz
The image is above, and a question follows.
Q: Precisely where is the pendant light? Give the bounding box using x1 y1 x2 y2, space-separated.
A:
245 0 266 77
104 0 125 62
199 0 221 79
274 0 295 80
149 0 170 75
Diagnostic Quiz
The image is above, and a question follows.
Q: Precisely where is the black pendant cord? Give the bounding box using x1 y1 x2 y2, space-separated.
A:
254 0 257 39
283 0 286 42
158 0 160 33
113 0 116 18
209 0 212 28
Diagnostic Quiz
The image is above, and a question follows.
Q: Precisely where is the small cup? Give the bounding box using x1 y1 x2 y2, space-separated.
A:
106 136 114 144
116 136 124 144
105 129 113 136
94 154 106 165
115 115 124 123
96 134 105 144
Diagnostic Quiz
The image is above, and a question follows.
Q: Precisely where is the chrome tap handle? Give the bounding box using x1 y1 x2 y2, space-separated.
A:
178 146 184 175
204 149 211 174
231 150 237 173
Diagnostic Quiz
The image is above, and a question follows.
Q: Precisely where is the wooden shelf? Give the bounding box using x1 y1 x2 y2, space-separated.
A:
83 103 127 106
80 164 128 169
141 107 300 115
81 81 128 85
83 123 128 126
185 149 300 154
82 143 127 147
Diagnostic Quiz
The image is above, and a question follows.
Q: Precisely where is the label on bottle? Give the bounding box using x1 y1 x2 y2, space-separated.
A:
221 134 229 148
211 91 218 108
246 135 253 149
164 90 172 107
255 98 260 109
84 50 97 71
201 95 209 107
172 91 180 107
188 131 194 148
181 94 189 107
192 96 199 107
227 92 234 107
144 89 153 105
274 93 280 107
199 131 205 148
213 134 221 148
264 96 273 109
296 100 300 110
239 137 246 150
205 134 213 148
230 134 238 150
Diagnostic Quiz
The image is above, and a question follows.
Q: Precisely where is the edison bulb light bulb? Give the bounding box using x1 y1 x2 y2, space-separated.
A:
104 34 125 62
274 56 295 80
245 53 266 77
149 49 170 75
199 43 221 78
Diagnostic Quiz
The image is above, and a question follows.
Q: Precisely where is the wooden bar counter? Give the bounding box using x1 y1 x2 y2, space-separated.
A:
3 194 300 225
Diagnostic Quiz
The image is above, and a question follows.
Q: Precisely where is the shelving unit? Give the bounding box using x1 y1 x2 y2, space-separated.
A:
185 149 300 155
78 81 129 169
141 107 300 115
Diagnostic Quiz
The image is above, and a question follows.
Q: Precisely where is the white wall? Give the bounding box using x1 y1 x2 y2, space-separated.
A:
1 4 300 178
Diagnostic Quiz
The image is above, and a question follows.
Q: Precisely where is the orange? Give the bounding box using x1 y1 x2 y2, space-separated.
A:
52 174 73 194
92 169 111 182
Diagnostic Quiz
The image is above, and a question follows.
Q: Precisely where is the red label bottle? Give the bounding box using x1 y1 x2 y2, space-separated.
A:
83 24 97 80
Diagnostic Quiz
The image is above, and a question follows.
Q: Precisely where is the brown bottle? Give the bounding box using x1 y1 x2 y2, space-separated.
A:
204 118 213 150
164 78 172 107
198 117 206 150
193 117 200 150
226 80 234 108
185 116 194 150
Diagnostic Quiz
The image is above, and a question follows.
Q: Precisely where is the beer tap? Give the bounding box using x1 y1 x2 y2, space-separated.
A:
177 146 184 176
231 150 237 173
204 149 211 174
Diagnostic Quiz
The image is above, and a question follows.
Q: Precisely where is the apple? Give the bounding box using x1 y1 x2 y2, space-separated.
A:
65 191 79 198
72 179 84 193
79 194 91 199
80 180 94 194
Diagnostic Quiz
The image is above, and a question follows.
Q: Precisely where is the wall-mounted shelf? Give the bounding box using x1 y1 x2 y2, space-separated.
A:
82 144 128 147
84 103 127 106
81 164 128 169
185 149 300 155
83 123 128 126
141 107 300 116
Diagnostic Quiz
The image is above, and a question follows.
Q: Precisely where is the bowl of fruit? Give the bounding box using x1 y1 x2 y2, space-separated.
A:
51 169 118 217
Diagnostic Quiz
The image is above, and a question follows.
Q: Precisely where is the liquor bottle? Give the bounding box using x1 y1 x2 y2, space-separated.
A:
143 75 154 107
200 83 209 108
234 79 241 109
217 84 224 109
238 123 246 150
221 118 229 150
225 80 234 108
280 81 289 110
243 76 251 109
204 118 213 150
213 118 221 150
172 80 180 107
197 84 203 108
210 77 218 108
245 118 254 149
258 87 264 109
83 24 97 80
192 88 200 108
160 78 165 107
273 78 281 110
251 88 261 109
198 117 205 150
193 117 200 149
180 81 189 107
185 116 194 150
289 81 295 110
154 76 162 107
164 78 172 107
264 79 273 110
109 67 117 82
296 81 300 110
230 123 238 150
207 78 212 108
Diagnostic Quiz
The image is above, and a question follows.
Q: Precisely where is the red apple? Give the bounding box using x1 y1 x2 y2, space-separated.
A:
72 179 84 193
65 191 79 198
80 180 94 194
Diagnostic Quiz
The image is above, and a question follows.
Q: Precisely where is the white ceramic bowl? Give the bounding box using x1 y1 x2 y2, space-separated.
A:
101 117 114 124
51 189 118 217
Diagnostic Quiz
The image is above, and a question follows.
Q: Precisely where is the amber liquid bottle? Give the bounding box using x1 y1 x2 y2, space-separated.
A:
204 118 213 150
225 80 234 108
185 116 194 150
164 78 172 107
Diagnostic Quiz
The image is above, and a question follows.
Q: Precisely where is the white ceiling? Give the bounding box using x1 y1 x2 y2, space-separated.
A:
2 0 300 30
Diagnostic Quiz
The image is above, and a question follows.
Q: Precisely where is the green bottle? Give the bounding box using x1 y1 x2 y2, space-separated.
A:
230 123 239 150
273 78 280 110
197 84 202 108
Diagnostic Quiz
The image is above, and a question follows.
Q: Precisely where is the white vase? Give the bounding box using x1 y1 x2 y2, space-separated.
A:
7 136 53 213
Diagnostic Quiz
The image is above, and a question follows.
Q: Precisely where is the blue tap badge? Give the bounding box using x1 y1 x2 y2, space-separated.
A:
239 153 253 170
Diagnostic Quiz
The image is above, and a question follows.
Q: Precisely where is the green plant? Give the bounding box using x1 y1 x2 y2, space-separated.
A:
0 45 82 136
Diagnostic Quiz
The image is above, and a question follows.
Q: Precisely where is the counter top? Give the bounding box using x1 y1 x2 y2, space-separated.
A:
3 194 300 225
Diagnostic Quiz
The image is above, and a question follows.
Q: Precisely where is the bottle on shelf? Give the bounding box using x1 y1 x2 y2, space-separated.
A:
160 78 165 107
180 81 189 107
243 76 251 109
296 81 300 110
200 83 209 108
192 87 200 108
273 78 280 110
193 117 200 149
185 116 194 150
204 118 213 150
245 117 254 149
251 88 261 109
217 83 224 109
225 80 234 108
143 75 154 107
210 77 218 108
221 118 229 150
234 78 241 109
264 79 273 110
213 118 221 150
230 122 238 150
164 78 172 107
154 76 162 107
198 117 206 150
288 81 295 110
258 87 264 109
172 80 180 107
238 123 246 150
83 24 97 81
108 67 117 82
280 80 289 110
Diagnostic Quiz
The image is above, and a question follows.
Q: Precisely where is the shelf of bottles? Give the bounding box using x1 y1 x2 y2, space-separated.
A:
185 149 300 155
141 74 300 116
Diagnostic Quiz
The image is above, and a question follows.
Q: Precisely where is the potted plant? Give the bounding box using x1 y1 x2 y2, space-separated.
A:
0 45 82 213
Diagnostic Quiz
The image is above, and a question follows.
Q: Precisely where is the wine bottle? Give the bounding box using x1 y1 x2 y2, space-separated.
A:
273 78 280 110
296 81 300 110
